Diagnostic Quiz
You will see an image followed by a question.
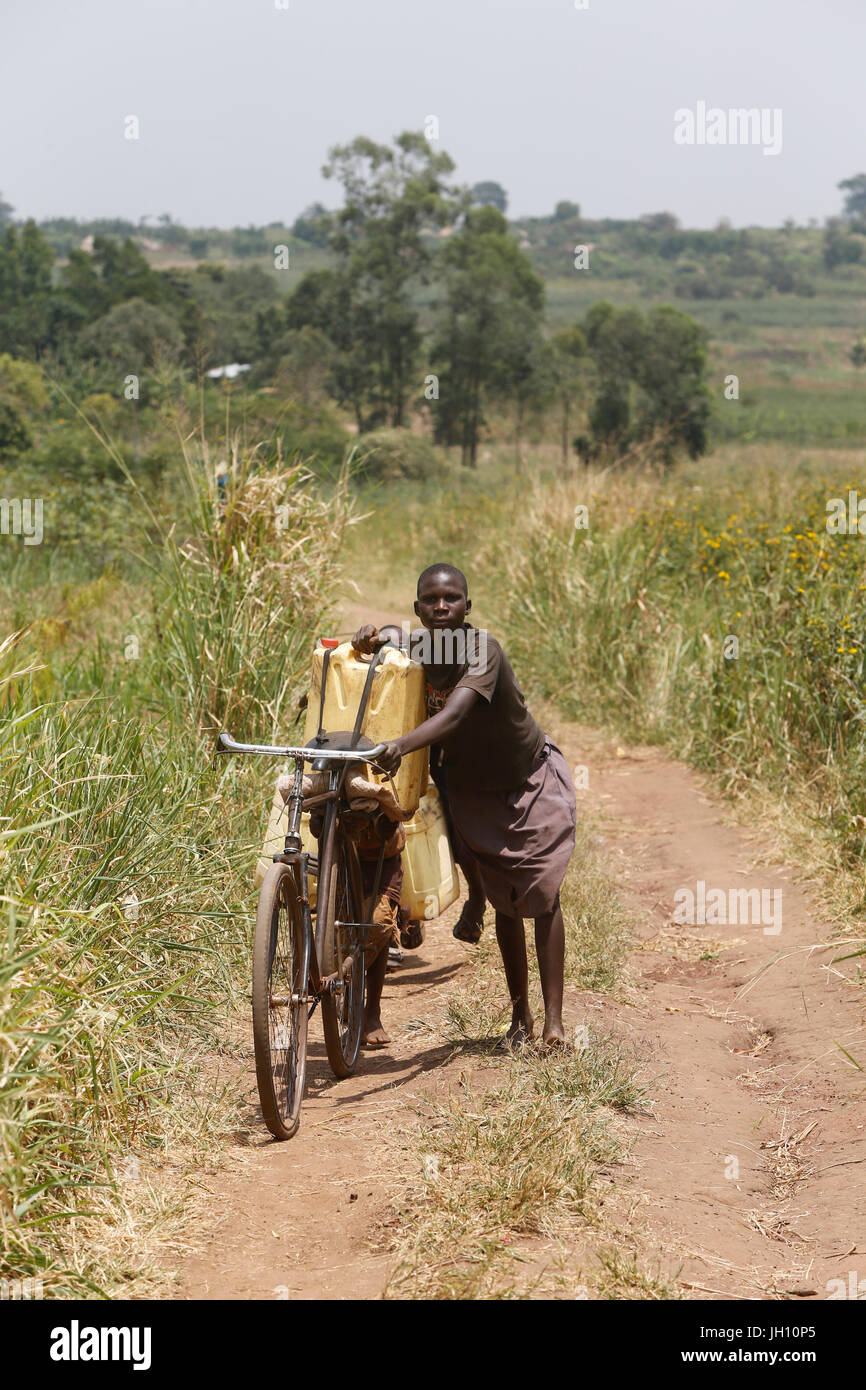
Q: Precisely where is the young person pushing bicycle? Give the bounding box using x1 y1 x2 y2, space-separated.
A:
353 564 576 1049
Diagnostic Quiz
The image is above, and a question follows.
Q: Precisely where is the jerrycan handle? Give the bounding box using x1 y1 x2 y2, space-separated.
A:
350 645 388 749
313 642 336 744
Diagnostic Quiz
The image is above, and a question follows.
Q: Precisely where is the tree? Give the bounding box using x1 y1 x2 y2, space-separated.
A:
850 339 866 369
0 220 56 357
274 325 333 406
839 174 866 222
549 324 586 465
59 235 171 330
291 202 331 247
187 263 278 363
323 132 458 252
431 206 545 465
634 306 711 460
90 236 166 306
640 211 680 234
0 353 49 459
471 181 508 215
78 298 183 375
60 248 111 319
287 131 462 430
553 200 580 221
0 191 13 229
823 218 866 270
502 327 557 470
582 302 710 463
583 304 645 453
181 298 215 382
286 268 374 431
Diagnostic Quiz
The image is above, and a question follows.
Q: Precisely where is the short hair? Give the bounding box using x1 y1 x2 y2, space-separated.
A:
416 563 469 598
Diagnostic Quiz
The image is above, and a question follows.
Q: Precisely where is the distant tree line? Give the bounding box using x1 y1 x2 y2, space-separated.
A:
0 146 735 473
275 135 710 465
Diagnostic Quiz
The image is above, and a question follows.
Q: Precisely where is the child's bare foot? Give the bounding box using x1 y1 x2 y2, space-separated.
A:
362 1016 391 1048
453 894 486 944
500 1007 534 1050
542 1016 568 1051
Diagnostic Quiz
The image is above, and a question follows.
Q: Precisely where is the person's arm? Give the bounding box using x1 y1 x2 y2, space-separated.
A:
376 687 478 773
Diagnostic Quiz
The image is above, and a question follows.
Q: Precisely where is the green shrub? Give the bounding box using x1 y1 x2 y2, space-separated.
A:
353 427 444 483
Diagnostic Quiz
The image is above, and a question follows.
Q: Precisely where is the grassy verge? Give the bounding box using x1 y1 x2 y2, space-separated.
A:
0 448 350 1295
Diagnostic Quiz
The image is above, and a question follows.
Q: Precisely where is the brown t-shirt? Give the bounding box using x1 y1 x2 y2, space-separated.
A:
418 625 545 792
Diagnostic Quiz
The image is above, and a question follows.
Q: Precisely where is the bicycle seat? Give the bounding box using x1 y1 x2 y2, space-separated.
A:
306 731 376 772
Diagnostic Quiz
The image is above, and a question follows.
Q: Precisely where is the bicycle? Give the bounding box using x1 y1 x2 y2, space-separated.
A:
217 731 391 1139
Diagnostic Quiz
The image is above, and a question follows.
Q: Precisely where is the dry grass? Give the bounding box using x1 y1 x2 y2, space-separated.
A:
383 807 647 1300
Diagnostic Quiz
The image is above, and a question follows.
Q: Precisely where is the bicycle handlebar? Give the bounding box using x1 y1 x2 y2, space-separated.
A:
217 732 388 762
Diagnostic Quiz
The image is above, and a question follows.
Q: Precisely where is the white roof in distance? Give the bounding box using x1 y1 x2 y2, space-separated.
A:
206 363 251 380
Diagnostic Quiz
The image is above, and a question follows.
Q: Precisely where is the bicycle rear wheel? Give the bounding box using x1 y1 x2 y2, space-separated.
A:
319 829 366 1078
252 862 310 1140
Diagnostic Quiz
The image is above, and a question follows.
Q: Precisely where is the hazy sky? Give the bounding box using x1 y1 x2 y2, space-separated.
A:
1 0 862 229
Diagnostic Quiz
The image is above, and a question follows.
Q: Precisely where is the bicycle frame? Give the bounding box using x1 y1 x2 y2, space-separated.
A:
217 733 390 1005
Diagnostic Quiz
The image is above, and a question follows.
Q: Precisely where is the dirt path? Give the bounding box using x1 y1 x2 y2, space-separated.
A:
175 608 865 1300
566 724 865 1299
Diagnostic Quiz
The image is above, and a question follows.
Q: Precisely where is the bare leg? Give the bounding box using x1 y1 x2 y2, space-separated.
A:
460 853 487 920
533 894 566 1047
494 911 534 1043
362 944 390 1046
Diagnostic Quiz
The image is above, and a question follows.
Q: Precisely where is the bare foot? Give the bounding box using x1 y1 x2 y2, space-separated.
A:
362 1018 391 1048
453 897 486 944
542 1017 568 1051
498 1008 534 1051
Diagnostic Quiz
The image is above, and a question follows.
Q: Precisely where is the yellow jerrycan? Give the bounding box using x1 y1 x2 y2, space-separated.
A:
303 640 427 815
400 783 459 921
255 637 427 892
255 782 459 923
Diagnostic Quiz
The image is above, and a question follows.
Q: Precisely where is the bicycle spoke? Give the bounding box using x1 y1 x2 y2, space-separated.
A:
320 831 366 1076
253 864 308 1140
268 884 303 1122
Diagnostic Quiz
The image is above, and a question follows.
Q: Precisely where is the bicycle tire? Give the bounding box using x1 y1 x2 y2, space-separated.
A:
252 862 310 1140
319 828 366 1078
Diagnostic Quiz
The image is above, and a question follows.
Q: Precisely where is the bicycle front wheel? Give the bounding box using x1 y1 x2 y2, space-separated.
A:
319 832 366 1078
252 862 310 1140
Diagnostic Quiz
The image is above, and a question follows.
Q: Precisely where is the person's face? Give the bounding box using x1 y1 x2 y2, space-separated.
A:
414 572 470 631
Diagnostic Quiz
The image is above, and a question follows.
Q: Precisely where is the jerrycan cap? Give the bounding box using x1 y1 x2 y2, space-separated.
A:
319 638 340 649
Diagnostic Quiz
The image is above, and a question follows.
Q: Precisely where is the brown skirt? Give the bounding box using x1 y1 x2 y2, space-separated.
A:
448 737 576 918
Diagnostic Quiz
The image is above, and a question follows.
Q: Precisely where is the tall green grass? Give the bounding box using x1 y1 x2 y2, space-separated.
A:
494 451 866 869
0 448 349 1294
